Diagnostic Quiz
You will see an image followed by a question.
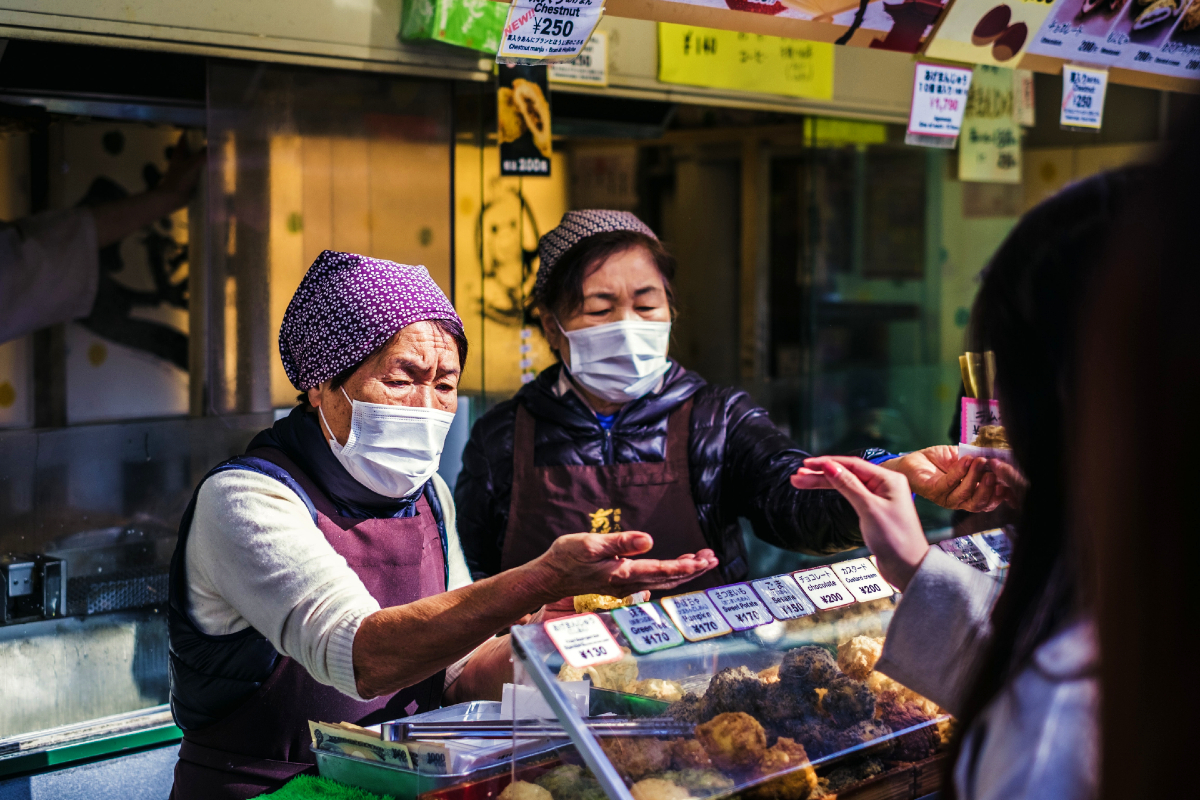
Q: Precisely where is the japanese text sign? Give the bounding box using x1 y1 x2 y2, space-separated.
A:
793 566 854 610
1060 64 1108 130
612 602 685 654
961 398 1003 444
545 613 623 669
706 584 773 631
907 62 974 139
750 575 816 621
830 558 893 603
498 0 605 64
661 591 733 641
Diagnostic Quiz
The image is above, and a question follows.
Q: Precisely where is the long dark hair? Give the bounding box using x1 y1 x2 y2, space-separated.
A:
946 167 1145 793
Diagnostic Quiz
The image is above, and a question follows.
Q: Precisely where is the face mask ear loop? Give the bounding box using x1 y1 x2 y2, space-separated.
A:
319 386 355 445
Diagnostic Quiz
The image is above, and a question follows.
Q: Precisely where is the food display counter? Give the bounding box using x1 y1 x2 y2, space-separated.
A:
307 532 1011 800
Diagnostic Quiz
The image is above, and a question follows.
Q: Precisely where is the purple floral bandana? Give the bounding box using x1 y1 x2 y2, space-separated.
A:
279 250 462 391
534 210 657 296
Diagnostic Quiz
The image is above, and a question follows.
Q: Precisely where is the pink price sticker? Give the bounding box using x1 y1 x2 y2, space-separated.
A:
961 397 1003 445
544 613 623 670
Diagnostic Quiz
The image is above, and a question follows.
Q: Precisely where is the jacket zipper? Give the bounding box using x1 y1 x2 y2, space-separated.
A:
603 427 613 465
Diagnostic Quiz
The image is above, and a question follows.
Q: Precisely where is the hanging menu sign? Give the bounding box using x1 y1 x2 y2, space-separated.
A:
661 592 733 642
497 0 606 64
793 567 854 610
706 584 773 631
751 575 816 621
611 602 685 654
1061 64 1109 129
906 62 974 148
830 558 893 602
545 613 623 669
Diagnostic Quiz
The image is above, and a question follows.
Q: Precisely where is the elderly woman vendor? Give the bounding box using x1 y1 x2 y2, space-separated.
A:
166 251 716 800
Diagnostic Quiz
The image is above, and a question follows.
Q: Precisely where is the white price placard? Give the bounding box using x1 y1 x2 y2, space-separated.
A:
544 613 623 669
1060 65 1107 131
548 31 607 86
793 567 854 610
751 575 816 621
706 584 773 631
907 62 973 140
661 592 732 642
498 0 605 64
831 558 892 603
611 602 684 654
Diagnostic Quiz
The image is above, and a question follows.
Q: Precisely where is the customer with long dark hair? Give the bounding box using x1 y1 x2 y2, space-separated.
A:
793 166 1146 800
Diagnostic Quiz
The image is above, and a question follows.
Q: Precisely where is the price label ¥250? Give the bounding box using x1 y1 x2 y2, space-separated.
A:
544 613 623 669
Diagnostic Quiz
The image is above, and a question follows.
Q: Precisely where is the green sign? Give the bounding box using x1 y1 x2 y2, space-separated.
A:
401 0 506 54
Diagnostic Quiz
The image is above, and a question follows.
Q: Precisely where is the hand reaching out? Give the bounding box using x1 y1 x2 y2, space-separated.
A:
534 532 718 602
791 456 930 591
881 446 1014 512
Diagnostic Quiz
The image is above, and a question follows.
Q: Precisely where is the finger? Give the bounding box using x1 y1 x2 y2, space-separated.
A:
587 532 653 559
791 469 835 490
955 469 996 512
800 458 879 516
805 456 908 499
944 457 988 508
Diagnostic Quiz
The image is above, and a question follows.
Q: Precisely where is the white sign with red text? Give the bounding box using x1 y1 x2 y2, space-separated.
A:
498 0 606 64
907 62 974 142
545 613 623 669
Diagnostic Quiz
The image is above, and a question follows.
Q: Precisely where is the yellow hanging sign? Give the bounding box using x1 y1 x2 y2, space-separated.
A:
657 23 834 101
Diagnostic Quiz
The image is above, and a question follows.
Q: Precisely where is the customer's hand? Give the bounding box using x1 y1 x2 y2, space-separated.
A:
880 446 1012 512
791 456 929 591
532 533 717 602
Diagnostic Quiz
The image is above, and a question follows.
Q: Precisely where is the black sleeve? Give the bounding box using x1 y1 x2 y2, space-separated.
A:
454 410 511 581
720 391 863 555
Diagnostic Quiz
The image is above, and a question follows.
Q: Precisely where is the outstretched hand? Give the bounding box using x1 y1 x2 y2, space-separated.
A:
880 446 1014 512
791 456 929 591
535 532 718 602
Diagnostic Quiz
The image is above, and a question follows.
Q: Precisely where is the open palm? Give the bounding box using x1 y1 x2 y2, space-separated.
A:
882 446 1009 512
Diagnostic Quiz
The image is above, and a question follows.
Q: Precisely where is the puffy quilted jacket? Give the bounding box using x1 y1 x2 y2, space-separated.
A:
455 363 863 583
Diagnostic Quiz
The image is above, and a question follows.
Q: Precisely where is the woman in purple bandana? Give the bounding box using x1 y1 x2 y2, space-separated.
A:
456 210 1011 591
166 250 717 800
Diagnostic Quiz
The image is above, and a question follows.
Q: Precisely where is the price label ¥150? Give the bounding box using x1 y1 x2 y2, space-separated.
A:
544 613 623 669
750 574 815 621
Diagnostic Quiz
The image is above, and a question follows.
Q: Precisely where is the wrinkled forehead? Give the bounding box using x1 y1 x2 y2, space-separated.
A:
361 322 461 377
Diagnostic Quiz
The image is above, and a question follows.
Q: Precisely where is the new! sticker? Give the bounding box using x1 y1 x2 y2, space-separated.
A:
661 592 732 641
544 613 623 669
612 602 684 654
830 558 892 603
706 584 773 631
750 575 815 621
793 567 854 610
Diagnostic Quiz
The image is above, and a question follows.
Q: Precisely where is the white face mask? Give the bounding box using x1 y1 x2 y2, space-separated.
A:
319 387 455 499
561 319 672 404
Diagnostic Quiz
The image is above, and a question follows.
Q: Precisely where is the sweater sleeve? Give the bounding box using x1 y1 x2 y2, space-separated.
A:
720 390 863 555
874 547 1002 715
186 469 380 701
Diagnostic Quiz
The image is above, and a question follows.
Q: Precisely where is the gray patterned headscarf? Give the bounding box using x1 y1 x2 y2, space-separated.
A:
279 250 462 391
534 210 657 297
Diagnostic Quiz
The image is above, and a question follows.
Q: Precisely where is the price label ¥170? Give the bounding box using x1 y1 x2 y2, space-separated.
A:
661 592 732 642
544 613 623 669
611 602 684 654
706 584 773 631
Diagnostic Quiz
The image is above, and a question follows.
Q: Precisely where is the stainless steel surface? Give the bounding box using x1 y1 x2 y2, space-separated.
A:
384 718 692 742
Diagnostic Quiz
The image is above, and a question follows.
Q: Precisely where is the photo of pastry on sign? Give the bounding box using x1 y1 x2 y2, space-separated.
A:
924 0 1057 66
498 65 552 177
1027 0 1135 66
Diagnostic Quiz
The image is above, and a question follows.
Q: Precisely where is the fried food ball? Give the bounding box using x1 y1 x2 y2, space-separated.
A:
778 646 840 699
666 693 706 725
599 737 673 780
668 738 713 771
499 781 554 800
745 737 818 800
936 718 956 746
758 681 818 725
535 765 605 800
558 648 639 690
574 594 638 613
829 720 893 757
820 677 876 729
653 770 734 797
777 715 840 759
627 678 685 703
694 712 767 773
866 672 940 718
702 666 767 718
758 665 780 684
837 636 884 681
630 778 692 800
885 715 938 762
822 758 885 794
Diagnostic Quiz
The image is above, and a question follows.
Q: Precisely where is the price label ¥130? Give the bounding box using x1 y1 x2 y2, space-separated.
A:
611 602 684 654
544 613 623 669
661 592 732 642
793 566 854 610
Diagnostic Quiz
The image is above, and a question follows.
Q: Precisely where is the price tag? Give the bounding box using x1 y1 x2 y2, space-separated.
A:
661 592 732 642
548 31 607 86
793 567 854 610
611 602 684 654
544 613 623 669
750 575 815 621
830 558 892 603
1060 65 1108 131
706 584 773 631
906 62 973 143
498 0 606 64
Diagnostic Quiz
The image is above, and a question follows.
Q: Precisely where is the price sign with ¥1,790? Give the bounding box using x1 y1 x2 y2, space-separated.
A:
611 602 684 654
793 566 855 610
907 62 973 140
661 592 732 642
544 613 623 669
498 0 606 65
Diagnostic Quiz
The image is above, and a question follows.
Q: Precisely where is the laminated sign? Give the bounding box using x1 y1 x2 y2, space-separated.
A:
498 65 552 176
1060 64 1108 129
906 62 974 148
498 0 606 64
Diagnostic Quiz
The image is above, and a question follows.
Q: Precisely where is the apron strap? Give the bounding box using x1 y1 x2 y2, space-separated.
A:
665 399 694 474
513 402 537 486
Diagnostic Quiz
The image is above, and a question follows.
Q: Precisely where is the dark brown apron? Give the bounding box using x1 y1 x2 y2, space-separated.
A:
501 398 720 594
170 447 446 800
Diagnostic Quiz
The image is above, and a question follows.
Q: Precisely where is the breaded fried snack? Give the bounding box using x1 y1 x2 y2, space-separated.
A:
837 636 884 681
695 712 767 773
574 594 637 613
499 781 554 800
820 677 876 729
630 778 693 800
599 737 673 780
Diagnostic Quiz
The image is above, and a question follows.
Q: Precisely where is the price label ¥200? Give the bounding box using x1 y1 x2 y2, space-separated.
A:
611 602 684 654
830 558 892 603
793 566 854 610
661 592 732 642
544 613 623 669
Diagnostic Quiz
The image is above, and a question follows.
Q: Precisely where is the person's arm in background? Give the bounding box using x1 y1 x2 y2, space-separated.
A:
454 403 515 580
0 133 204 344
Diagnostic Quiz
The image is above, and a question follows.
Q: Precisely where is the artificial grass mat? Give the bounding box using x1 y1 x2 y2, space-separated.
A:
257 774 394 800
